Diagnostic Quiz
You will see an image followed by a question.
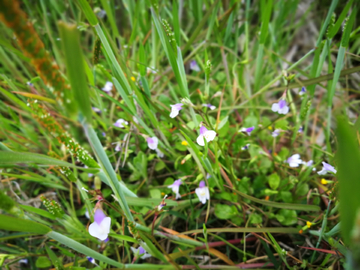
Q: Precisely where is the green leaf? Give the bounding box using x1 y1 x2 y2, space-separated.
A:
214 204 238 220
268 173 280 190
250 214 263 224
58 22 92 123
336 116 360 245
36 256 52 268
0 151 75 167
0 214 51 234
275 209 297 226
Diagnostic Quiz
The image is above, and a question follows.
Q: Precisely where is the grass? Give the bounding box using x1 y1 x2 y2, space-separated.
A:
0 0 359 269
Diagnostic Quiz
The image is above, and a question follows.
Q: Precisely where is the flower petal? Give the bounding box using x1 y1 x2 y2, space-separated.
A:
196 135 205 146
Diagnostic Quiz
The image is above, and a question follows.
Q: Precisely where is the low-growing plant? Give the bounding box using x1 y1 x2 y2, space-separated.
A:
0 0 359 269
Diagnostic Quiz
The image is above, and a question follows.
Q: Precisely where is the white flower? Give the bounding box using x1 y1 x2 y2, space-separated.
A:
88 209 111 241
287 154 303 167
102 81 113 92
196 126 217 146
147 137 159 150
271 99 289 115
114 118 128 128
195 181 210 204
170 103 183 118
168 179 182 199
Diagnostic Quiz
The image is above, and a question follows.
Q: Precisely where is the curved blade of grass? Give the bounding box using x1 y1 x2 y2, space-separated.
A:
83 123 135 221
225 185 320 211
0 151 75 167
59 22 92 123
47 231 124 268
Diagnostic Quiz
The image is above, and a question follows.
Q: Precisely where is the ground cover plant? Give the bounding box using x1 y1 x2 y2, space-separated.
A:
0 0 360 269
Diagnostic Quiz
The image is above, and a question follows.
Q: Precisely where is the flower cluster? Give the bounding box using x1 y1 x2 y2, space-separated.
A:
40 195 64 218
167 179 210 204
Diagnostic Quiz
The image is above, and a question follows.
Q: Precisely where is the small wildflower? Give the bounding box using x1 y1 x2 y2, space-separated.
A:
87 256 97 265
299 87 306 96
168 179 182 199
130 246 152 259
272 129 281 137
196 126 217 146
113 142 121 152
102 81 113 92
317 162 337 175
96 9 107 19
19 259 28 264
155 148 164 158
287 154 303 168
170 103 183 118
321 178 328 185
131 76 136 82
271 99 289 115
147 137 159 150
303 160 313 167
190 60 200 72
239 126 255 136
298 126 303 133
195 181 210 204
241 144 250 150
92 107 101 113
88 208 111 241
202 104 216 110
157 195 168 211
306 221 312 228
181 140 188 146
114 118 128 128
268 126 273 130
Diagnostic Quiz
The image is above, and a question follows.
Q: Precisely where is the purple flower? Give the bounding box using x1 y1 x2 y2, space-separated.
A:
299 87 306 96
114 118 128 128
190 60 200 72
170 103 183 118
155 148 164 158
271 99 289 114
130 246 152 259
298 126 303 133
287 154 303 167
272 129 281 137
147 137 159 150
196 126 216 146
92 107 101 113
168 179 182 199
303 160 313 167
317 162 337 175
195 181 210 204
239 126 255 136
88 209 111 241
241 144 250 150
87 257 96 265
102 81 113 92
202 104 216 110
